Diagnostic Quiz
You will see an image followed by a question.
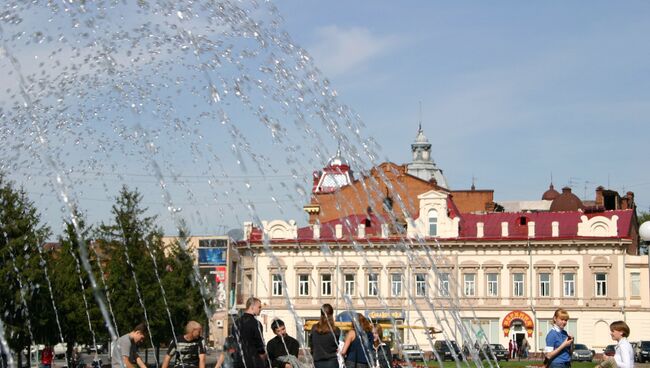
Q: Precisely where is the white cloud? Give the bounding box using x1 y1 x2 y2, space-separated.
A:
308 26 399 77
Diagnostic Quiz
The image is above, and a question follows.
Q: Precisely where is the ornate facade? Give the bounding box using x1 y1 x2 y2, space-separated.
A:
235 128 649 356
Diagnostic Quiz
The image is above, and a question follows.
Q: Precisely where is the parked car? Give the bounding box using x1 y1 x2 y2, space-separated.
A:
571 343 594 362
637 340 650 363
53 343 67 359
433 340 461 361
396 344 424 361
482 344 509 361
603 344 616 357
84 343 106 354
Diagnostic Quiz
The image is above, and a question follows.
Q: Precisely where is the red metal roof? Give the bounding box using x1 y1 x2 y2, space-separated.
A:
459 209 633 240
247 209 634 243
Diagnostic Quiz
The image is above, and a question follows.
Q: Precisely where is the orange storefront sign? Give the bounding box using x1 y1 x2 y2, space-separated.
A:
502 310 534 337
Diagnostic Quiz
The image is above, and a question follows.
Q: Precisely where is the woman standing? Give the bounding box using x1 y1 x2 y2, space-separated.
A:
543 309 573 368
372 325 391 368
340 314 374 368
310 304 341 368
601 321 634 368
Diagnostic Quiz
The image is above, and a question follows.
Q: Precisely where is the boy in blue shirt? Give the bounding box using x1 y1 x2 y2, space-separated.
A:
544 309 574 368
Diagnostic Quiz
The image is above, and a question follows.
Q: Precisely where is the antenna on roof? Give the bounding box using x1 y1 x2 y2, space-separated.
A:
471 175 477 190
418 100 422 132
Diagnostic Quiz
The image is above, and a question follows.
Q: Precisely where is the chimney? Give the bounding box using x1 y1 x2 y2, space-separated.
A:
595 186 605 206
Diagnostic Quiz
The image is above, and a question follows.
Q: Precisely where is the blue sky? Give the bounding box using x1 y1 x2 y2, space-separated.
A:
275 1 650 204
1 1 648 237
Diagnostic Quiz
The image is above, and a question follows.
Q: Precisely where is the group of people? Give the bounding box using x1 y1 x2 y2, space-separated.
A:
544 308 635 368
112 321 206 368
216 298 391 368
508 336 529 359
311 303 391 368
110 303 636 368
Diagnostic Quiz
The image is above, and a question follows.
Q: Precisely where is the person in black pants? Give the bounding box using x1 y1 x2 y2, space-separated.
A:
310 304 341 368
233 297 268 368
267 319 300 368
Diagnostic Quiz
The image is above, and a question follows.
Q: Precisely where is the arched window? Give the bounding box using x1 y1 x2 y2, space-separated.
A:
428 209 438 236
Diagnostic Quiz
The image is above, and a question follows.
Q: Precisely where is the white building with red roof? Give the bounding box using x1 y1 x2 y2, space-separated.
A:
235 129 649 358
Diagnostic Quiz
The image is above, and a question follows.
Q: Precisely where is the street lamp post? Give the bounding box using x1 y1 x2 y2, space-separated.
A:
639 222 650 298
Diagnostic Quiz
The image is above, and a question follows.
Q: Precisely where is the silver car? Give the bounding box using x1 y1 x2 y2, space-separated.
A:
571 343 594 362
399 344 425 361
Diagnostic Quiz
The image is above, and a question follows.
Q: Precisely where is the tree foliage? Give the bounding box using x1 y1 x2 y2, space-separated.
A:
0 174 51 365
95 186 206 347
48 211 105 364
1 181 208 363
638 210 650 225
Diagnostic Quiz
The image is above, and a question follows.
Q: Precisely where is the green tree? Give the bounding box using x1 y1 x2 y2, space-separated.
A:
638 210 650 225
95 186 206 357
0 174 51 367
48 211 105 366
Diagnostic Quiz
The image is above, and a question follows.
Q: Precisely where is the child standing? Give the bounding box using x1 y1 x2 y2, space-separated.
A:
544 309 573 368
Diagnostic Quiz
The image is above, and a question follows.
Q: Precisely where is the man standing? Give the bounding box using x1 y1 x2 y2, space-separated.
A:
161 321 206 368
266 320 300 368
111 323 148 368
233 297 268 368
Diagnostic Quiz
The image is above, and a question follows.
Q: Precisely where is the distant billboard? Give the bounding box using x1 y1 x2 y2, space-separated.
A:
198 248 226 265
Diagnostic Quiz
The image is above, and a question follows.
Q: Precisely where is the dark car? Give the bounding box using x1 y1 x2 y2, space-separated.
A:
638 340 650 363
482 344 509 361
603 344 616 357
433 340 461 361
571 344 594 362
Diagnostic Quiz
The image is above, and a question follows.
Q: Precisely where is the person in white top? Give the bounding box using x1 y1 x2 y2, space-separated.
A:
598 320 634 368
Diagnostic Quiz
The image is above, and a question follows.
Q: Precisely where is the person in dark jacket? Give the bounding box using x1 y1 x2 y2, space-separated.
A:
267 319 300 368
233 297 268 368
372 325 391 368
310 304 341 368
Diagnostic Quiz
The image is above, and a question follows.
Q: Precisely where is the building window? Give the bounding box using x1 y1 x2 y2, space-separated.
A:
539 273 551 297
439 272 450 296
487 273 499 297
513 273 524 297
391 273 403 297
595 273 607 297
563 273 575 297
298 274 309 296
464 273 475 296
631 272 640 297
415 274 427 297
428 209 438 236
344 274 355 296
272 274 283 296
367 273 378 296
321 273 332 296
